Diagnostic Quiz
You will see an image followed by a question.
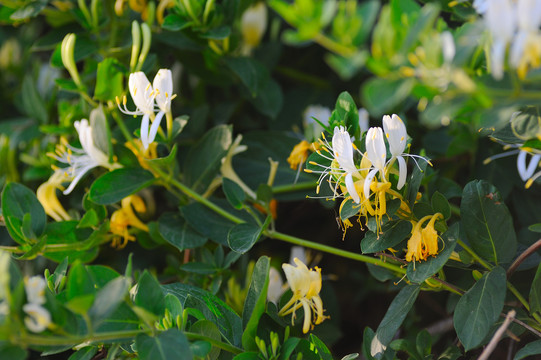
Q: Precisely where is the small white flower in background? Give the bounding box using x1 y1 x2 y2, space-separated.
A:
241 2 267 55
509 0 541 78
289 246 308 266
23 303 51 333
24 276 47 305
267 267 285 304
440 31 456 64
358 108 369 134
364 127 387 199
485 0 516 80
304 105 331 141
49 119 118 195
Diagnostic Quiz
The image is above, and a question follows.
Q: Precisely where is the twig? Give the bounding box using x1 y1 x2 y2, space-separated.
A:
507 239 541 278
478 310 516 360
510 315 541 338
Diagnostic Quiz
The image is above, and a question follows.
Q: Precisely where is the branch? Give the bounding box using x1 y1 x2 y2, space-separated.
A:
507 239 541 278
478 310 516 360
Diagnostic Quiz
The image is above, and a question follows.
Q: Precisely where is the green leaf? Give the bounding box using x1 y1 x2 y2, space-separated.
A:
242 256 270 351
162 14 192 31
361 78 415 116
530 263 541 315
460 180 517 264
361 220 412 254
228 223 263 254
513 339 541 360
232 353 259 360
453 266 507 351
405 159 428 209
88 277 130 328
334 91 359 138
22 74 47 124
406 223 459 283
164 283 243 347
158 212 207 251
77 209 99 229
89 168 156 205
0 343 27 360
225 57 266 97
1 182 46 245
201 26 231 40
67 346 97 360
181 262 218 275
431 191 451 220
43 221 101 263
136 329 192 360
371 285 420 359
249 78 283 119
190 320 221 360
94 58 125 102
135 271 165 316
309 334 333 360
181 202 235 245
400 3 440 53
66 262 96 314
183 125 232 193
223 178 246 209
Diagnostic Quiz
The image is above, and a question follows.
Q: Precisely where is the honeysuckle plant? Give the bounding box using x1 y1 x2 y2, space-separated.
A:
0 1 541 360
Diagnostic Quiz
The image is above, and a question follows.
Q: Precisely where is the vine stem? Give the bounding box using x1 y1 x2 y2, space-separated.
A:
20 330 242 354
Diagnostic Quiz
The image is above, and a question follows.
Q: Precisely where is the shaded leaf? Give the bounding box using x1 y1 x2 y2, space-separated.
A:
136 329 192 360
228 223 262 254
89 168 155 205
159 212 207 250
242 256 270 351
361 220 412 254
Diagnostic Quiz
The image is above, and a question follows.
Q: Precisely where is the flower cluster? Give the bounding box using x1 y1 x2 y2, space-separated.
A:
278 258 327 334
117 69 176 150
23 276 51 333
110 195 149 249
475 0 541 79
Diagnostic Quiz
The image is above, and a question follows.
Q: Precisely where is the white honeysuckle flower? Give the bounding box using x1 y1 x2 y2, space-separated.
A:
50 119 118 195
267 267 285 304
332 126 361 203
485 0 516 80
383 114 408 189
358 108 369 134
289 246 308 266
23 303 51 333
241 2 268 55
517 149 541 187
473 0 489 14
24 276 47 305
441 31 455 64
364 127 387 199
509 0 541 72
153 69 174 113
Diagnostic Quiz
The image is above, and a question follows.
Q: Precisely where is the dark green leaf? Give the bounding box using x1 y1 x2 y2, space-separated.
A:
136 329 192 360
181 262 218 275
183 125 232 193
77 209 99 229
431 191 451 220
159 212 207 251
201 26 231 40
0 343 27 360
66 262 96 314
309 334 333 360
9 0 47 20
242 256 270 351
190 320 221 360
223 178 246 209
460 180 517 264
161 14 192 31
530 263 541 315
453 266 507 351
43 221 101 263
361 220 412 254
407 223 459 283
334 91 359 138
513 339 541 360
89 168 155 205
405 160 428 208
135 271 165 316
22 74 47 124
1 182 46 245
164 283 243 347
88 277 130 328
228 223 262 254
67 346 97 360
249 78 283 119
225 57 266 96
181 202 235 245
372 285 420 359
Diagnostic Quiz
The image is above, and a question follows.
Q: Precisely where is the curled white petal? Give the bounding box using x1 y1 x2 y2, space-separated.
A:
345 173 360 204
23 303 51 333
148 111 165 146
153 69 174 113
140 113 150 150
396 156 407 190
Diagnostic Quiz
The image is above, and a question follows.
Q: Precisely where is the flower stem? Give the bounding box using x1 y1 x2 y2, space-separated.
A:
272 181 317 194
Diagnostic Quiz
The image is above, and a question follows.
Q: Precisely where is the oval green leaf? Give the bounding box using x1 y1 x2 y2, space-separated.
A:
228 223 262 254
89 168 155 205
136 329 192 360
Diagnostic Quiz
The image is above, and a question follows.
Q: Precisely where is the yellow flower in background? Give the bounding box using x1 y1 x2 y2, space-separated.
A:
37 170 71 221
405 213 443 262
125 139 158 170
287 140 312 170
278 258 327 334
241 2 268 55
110 195 149 249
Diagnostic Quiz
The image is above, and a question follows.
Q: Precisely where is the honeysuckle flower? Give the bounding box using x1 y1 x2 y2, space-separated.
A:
23 303 51 333
241 2 267 55
220 135 257 199
485 0 516 80
358 108 369 134
267 267 285 304
517 149 541 188
364 127 387 200
441 31 456 64
509 0 541 78
24 276 47 305
49 119 119 195
287 140 312 170
118 70 176 150
110 195 149 249
37 170 71 221
405 213 443 262
278 258 327 334
333 126 362 203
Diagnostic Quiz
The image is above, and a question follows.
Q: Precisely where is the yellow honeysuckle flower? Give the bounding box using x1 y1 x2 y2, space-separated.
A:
405 213 443 263
287 140 312 171
241 2 267 55
37 170 71 222
278 258 328 334
110 195 149 249
125 139 158 170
